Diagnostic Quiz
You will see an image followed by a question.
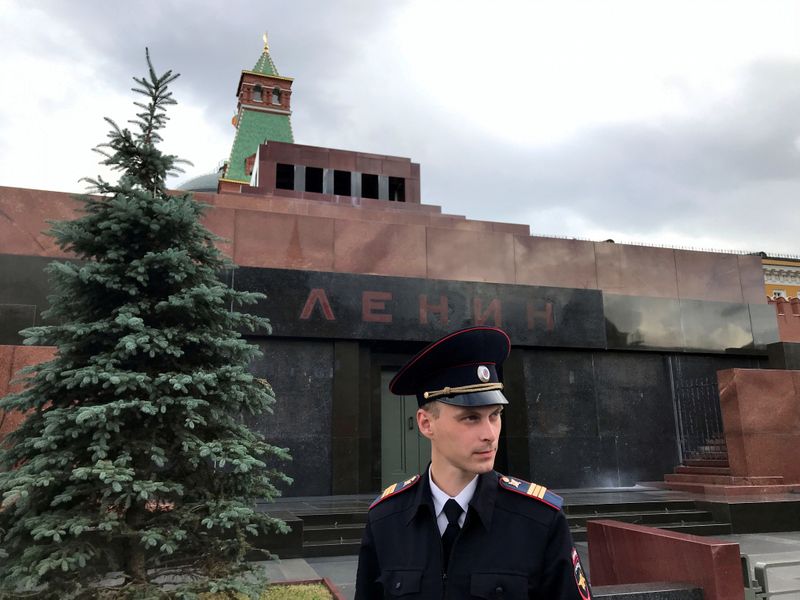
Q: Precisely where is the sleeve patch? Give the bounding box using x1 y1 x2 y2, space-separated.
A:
572 547 592 599
369 474 421 509
498 475 564 510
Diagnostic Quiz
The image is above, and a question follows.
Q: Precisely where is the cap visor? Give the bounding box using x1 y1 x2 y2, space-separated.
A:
436 389 509 407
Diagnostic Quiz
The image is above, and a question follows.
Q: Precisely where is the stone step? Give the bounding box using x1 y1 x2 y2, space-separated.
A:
302 538 362 558
664 473 785 485
661 481 800 497
564 500 698 516
301 511 714 544
567 509 713 528
593 582 704 599
694 444 727 453
682 458 730 468
571 521 732 542
303 522 365 543
684 451 728 461
704 437 726 445
295 511 367 527
674 465 732 476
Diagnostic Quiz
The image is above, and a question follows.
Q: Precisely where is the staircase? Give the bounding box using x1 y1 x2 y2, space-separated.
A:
564 499 731 542
281 498 731 557
296 509 367 558
653 452 800 497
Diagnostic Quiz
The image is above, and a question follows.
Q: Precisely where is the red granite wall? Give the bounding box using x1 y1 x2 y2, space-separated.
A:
0 345 56 440
0 185 768 305
769 298 800 342
718 368 800 483
587 520 743 600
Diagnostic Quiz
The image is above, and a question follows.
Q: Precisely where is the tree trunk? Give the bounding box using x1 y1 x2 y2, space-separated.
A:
125 506 147 584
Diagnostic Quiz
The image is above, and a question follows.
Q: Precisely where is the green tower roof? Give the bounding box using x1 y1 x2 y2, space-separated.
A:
252 48 279 76
225 109 294 182
224 35 295 183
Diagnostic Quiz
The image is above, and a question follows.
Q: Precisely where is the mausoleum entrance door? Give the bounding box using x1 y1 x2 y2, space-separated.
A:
380 370 431 488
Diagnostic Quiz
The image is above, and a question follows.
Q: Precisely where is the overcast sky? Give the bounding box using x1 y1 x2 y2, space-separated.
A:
2 1 800 255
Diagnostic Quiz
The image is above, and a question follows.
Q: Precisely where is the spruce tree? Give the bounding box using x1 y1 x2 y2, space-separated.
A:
0 51 290 598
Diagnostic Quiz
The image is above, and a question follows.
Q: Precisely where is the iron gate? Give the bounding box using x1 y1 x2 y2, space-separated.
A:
673 376 727 462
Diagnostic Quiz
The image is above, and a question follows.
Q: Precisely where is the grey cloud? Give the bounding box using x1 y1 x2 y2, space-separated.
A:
24 3 800 254
376 59 800 253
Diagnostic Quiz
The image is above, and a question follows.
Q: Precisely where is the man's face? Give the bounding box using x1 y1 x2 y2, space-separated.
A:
418 403 503 476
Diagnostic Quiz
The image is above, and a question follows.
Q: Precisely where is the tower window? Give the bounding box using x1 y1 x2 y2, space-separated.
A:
305 167 323 193
252 84 263 102
333 170 351 196
276 163 294 190
388 177 405 202
272 88 281 106
361 173 379 199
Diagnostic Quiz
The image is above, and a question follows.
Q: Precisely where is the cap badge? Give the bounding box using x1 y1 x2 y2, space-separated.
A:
477 365 491 382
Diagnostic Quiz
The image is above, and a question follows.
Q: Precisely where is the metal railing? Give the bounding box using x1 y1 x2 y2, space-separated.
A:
742 555 800 599
674 376 726 462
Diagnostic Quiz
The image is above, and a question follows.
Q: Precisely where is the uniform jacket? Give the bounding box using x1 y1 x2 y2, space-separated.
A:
355 469 591 599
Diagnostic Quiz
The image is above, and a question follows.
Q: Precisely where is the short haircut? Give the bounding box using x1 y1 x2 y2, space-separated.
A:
420 400 440 417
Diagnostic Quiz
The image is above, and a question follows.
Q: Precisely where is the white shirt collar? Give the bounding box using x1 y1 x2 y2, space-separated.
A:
428 468 478 519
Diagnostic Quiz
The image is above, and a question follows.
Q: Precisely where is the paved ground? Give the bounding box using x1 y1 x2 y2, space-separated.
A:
256 486 800 598
257 533 800 599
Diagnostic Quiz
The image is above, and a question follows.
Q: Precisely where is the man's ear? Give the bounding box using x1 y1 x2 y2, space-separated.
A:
417 408 435 440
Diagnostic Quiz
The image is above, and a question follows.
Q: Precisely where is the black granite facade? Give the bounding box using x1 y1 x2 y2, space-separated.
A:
247 338 334 496
0 255 776 494
521 349 764 488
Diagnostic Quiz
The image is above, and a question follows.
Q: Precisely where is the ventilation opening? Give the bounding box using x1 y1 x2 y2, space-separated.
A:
361 173 379 199
276 163 294 190
305 167 324 193
334 170 351 196
388 177 405 202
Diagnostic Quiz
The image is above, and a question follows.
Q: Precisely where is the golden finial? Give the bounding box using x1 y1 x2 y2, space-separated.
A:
262 32 269 52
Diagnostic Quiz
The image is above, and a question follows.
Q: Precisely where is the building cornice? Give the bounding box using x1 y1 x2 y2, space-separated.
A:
240 70 294 82
238 105 292 117
764 264 800 285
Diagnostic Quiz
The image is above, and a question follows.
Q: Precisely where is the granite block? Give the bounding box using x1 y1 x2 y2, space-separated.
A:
603 295 684 351
527 434 619 488
594 352 674 437
593 583 703 599
675 250 743 303
718 368 800 482
201 206 235 258
767 342 800 369
514 236 598 289
587 520 743 600
426 227 516 284
233 211 334 270
750 303 781 350
0 345 56 439
523 350 598 437
0 304 37 345
0 186 78 257
332 220 427 278
246 338 334 496
679 299 753 353
595 243 678 299
738 254 769 304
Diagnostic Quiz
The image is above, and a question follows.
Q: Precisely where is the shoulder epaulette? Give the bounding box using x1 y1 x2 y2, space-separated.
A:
498 475 563 510
370 474 421 509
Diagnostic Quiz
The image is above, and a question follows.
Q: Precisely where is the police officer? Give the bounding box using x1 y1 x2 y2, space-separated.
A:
355 326 592 599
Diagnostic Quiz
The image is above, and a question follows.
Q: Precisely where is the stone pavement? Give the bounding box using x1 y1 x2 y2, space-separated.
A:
257 533 800 599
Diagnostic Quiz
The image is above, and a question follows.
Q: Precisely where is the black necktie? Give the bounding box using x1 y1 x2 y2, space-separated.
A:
441 499 463 571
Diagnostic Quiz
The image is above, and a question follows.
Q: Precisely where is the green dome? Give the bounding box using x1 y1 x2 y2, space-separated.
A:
177 171 221 192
